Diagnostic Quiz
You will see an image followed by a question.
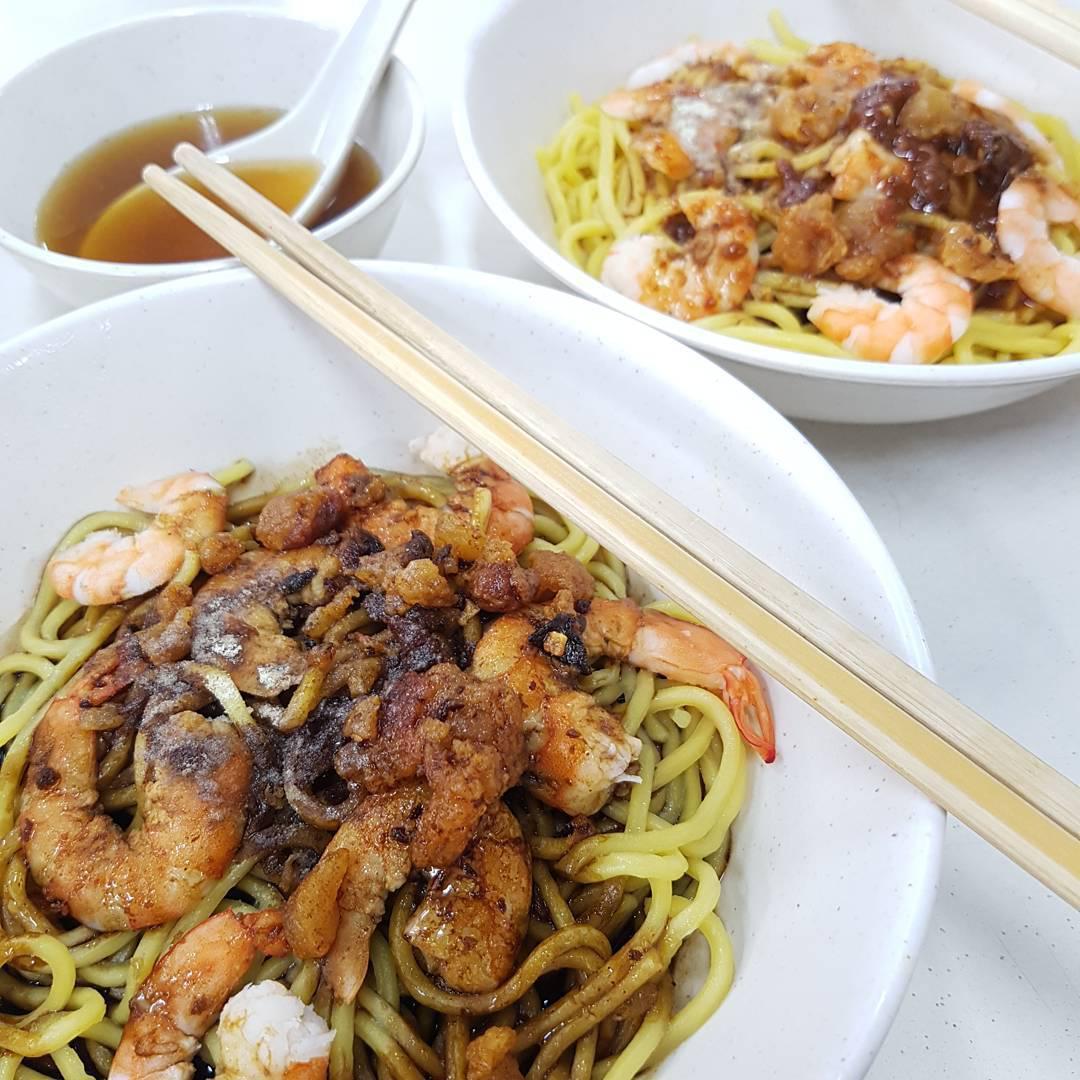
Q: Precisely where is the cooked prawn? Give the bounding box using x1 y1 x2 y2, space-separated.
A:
217 980 333 1080
471 610 641 816
448 457 535 554
285 783 427 1003
109 908 310 1080
583 598 776 763
600 42 748 122
19 648 251 931
602 191 758 320
48 470 226 606
404 801 532 993
633 129 696 181
333 663 526 867
771 43 881 147
801 42 881 86
826 129 910 201
997 174 1080 318
625 41 747 91
952 80 1063 172
808 253 973 363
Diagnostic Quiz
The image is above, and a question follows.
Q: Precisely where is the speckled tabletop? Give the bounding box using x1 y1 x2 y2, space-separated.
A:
1 1 1076 1076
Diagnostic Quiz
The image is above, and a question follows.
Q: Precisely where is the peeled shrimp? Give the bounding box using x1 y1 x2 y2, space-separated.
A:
285 783 426 1004
449 457 535 553
625 41 746 91
633 129 696 181
997 175 1080 318
19 649 251 931
952 80 1063 172
109 908 317 1080
601 42 748 121
471 611 641 816
48 470 226 606
808 253 973 363
771 43 881 147
217 980 333 1080
334 663 526 869
602 191 758 320
583 598 776 763
826 129 909 201
404 801 532 993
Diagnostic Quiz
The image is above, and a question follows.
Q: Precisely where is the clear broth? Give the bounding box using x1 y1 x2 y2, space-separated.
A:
36 106 381 263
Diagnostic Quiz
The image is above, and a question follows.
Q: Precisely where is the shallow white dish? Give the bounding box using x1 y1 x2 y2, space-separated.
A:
0 262 941 1077
0 8 424 309
454 0 1080 423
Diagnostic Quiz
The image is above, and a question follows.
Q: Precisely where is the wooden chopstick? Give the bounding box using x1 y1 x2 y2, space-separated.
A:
170 142 1080 840
949 0 1080 65
1025 0 1080 33
143 151 1080 908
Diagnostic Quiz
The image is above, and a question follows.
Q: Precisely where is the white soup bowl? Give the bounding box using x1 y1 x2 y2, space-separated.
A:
0 8 424 308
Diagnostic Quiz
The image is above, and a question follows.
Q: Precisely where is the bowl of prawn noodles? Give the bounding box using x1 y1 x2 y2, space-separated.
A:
0 260 939 1080
454 0 1080 422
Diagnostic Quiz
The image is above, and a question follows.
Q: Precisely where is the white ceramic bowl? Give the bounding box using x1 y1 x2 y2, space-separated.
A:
454 0 1080 423
0 262 941 1078
0 7 424 308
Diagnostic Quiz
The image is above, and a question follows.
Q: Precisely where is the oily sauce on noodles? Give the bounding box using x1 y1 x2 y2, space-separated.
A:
36 106 381 263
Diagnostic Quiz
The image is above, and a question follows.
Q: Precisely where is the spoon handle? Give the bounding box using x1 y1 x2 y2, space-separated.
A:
297 0 418 163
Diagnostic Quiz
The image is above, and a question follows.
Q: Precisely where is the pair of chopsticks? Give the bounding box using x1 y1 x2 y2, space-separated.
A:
144 145 1080 909
950 0 1080 65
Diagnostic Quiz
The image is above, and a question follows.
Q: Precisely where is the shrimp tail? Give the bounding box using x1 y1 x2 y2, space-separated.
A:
585 599 777 763
722 664 776 763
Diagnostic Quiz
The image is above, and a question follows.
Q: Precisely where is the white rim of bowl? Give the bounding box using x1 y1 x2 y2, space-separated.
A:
0 256 944 1076
450 15 1080 390
0 6 426 282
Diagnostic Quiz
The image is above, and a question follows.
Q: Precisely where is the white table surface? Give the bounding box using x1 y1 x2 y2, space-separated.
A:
1 1 1076 1076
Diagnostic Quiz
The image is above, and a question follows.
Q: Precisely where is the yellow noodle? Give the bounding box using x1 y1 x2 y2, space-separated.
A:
36 600 81 646
604 975 673 1080
653 907 734 1058
0 988 104 1057
290 960 320 1006
109 924 171 1027
329 999 354 1080
356 989 444 1079
254 956 291 983
354 1009 424 1080
82 1020 122 1051
277 665 327 731
0 607 126 752
211 459 256 487
186 664 256 727
235 876 283 911
746 39 802 65
768 9 811 52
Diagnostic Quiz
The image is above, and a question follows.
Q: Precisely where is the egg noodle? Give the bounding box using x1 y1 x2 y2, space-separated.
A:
0 461 745 1080
537 11 1080 364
